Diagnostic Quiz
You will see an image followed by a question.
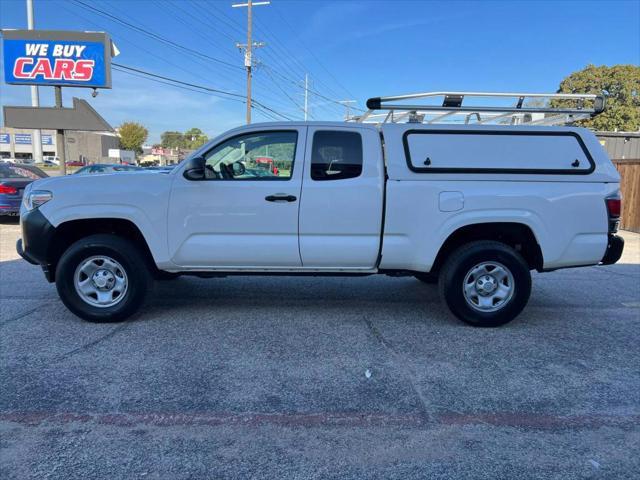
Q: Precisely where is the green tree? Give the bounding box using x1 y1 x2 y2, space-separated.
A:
118 122 148 154
184 127 209 149
161 131 185 149
556 64 639 131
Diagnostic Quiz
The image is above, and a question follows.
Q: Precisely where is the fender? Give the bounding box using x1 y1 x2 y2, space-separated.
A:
434 209 546 261
39 203 171 266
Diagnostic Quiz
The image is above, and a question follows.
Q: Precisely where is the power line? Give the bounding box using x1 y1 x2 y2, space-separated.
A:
111 63 293 121
112 65 244 103
271 3 356 100
66 0 298 120
63 1 243 93
262 66 309 119
71 0 243 71
112 63 246 99
155 0 239 61
261 64 365 113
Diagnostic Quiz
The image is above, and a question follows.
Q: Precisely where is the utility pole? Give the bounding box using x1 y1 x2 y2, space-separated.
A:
339 100 357 121
304 74 309 121
25 0 43 164
232 0 269 124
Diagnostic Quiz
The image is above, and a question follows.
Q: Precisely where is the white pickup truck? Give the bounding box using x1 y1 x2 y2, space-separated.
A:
17 92 624 327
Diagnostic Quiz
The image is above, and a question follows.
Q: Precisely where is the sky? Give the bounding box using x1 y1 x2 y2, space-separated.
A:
0 0 639 143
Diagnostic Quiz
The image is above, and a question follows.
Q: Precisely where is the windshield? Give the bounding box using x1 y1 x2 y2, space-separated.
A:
0 164 47 180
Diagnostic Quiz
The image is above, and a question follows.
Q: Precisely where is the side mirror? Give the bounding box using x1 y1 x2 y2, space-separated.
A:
182 156 205 181
232 161 246 177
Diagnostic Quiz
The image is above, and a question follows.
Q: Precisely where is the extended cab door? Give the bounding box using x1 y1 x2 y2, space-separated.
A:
298 125 385 268
168 127 306 268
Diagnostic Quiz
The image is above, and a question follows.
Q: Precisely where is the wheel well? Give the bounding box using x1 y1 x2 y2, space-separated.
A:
47 218 157 274
430 223 543 274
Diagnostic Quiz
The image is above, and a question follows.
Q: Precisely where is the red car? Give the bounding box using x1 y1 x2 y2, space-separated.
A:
255 156 278 176
65 160 86 167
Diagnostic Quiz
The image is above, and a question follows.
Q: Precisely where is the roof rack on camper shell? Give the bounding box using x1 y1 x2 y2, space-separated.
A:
353 91 606 126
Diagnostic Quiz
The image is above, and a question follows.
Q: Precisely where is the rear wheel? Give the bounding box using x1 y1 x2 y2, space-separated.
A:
55 234 151 322
438 241 531 327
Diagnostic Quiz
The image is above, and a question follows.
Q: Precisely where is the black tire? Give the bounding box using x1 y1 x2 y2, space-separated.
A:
55 234 152 323
155 271 181 281
414 272 438 284
438 240 531 327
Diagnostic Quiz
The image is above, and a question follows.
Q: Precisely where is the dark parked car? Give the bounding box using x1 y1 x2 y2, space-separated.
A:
145 165 176 172
0 163 48 216
74 164 143 175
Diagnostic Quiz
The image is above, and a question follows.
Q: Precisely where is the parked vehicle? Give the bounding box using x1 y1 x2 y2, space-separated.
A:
74 164 143 175
145 165 175 172
0 163 48 216
254 156 279 176
16 92 624 326
39 160 59 167
65 160 86 167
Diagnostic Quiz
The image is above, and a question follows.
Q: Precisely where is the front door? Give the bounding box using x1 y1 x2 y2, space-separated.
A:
168 128 306 268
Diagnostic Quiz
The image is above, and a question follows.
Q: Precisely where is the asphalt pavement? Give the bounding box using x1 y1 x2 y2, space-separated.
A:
1 217 639 479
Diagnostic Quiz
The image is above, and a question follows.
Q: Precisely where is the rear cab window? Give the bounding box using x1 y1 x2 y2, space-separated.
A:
311 131 363 180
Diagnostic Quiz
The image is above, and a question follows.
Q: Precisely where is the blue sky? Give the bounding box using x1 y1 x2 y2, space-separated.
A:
1 0 639 143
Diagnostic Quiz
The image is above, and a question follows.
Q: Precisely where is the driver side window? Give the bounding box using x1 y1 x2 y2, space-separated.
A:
203 130 297 180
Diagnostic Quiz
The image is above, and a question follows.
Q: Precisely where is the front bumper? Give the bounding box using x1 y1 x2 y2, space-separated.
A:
16 208 57 281
16 238 38 265
600 234 624 265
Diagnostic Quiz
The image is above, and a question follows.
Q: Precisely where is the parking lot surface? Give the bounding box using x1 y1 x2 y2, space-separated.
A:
1 218 639 479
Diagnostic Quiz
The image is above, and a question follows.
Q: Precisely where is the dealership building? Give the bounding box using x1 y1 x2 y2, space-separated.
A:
0 126 119 163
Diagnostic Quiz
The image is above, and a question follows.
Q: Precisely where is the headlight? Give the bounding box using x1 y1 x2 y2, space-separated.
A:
23 190 53 211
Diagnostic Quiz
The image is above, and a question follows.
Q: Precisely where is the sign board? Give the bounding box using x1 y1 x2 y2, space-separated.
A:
15 133 32 144
108 149 135 163
41 134 53 145
3 97 114 132
2 29 112 88
0 134 9 144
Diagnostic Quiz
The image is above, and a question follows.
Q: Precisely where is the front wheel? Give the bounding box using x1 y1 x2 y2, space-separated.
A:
55 234 152 323
438 241 531 327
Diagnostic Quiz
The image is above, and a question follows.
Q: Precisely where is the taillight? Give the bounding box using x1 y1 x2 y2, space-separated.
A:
605 197 621 218
0 184 18 195
605 196 621 233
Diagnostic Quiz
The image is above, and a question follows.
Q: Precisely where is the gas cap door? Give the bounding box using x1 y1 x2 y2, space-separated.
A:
439 191 464 212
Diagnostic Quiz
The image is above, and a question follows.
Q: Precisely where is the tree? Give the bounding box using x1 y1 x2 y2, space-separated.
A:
160 128 209 150
161 131 184 149
556 64 639 131
184 127 209 149
118 122 148 154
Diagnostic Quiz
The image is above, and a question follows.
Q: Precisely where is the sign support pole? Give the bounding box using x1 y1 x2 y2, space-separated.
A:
25 0 43 164
54 86 67 175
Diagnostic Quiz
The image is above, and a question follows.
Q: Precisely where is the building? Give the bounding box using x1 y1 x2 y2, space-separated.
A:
0 126 120 164
139 145 191 166
596 131 640 161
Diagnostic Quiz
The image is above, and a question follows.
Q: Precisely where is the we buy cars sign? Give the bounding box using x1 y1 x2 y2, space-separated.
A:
2 29 112 88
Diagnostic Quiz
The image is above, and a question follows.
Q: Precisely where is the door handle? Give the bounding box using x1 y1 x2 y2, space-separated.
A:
265 194 297 202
